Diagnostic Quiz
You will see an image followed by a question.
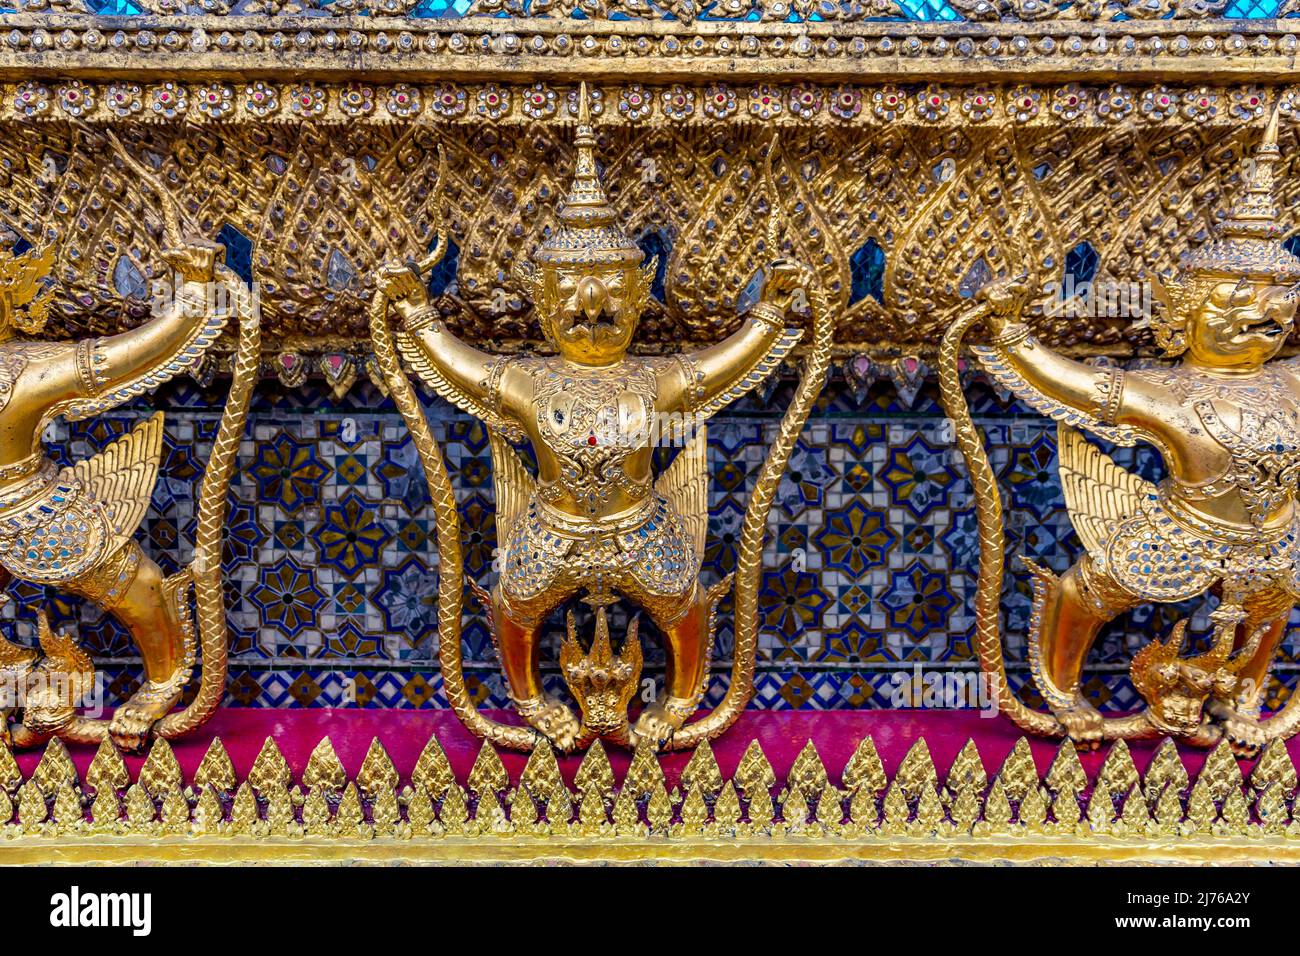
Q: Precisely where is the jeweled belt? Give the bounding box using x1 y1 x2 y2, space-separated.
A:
1158 485 1295 548
0 452 46 484
0 458 60 515
535 495 659 540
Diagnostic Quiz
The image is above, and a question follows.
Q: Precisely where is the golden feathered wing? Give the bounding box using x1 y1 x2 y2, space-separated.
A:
487 429 535 544
1055 423 1155 560
654 426 709 567
70 411 165 549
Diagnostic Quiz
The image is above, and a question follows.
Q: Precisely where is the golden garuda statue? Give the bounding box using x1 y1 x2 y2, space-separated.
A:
370 87 836 752
941 109 1300 755
0 130 259 753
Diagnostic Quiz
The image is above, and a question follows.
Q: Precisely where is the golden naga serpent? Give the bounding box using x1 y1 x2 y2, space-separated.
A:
369 152 837 752
10 130 259 746
939 304 1300 744
671 283 835 750
937 306 1066 740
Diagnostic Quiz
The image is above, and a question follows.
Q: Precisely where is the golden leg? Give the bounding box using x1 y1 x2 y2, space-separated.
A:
662 598 709 704
493 589 579 751
117 556 184 682
67 543 189 752
1232 588 1294 702
496 604 545 704
1036 558 1135 750
631 588 707 750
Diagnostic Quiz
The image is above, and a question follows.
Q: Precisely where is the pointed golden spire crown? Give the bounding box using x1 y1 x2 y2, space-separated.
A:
534 82 642 269
1181 106 1300 281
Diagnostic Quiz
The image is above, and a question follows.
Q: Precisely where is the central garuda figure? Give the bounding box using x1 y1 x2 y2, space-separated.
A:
372 91 832 752
941 110 1300 755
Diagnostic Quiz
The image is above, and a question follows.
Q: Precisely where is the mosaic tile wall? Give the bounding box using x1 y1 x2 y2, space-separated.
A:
9 372 1298 714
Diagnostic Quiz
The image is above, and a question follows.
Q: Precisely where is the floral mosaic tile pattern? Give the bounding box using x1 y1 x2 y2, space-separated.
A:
8 375 1297 714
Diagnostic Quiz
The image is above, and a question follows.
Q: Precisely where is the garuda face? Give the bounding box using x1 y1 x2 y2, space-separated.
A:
529 259 655 368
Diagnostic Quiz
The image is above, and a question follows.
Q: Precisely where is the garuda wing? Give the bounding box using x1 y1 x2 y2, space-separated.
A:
1055 423 1155 559
488 428 536 544
654 425 709 566
70 411 165 548
394 330 524 442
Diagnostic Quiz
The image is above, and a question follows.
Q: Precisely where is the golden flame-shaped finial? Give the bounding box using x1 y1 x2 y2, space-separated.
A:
533 83 642 268
1179 103 1300 280
1221 104 1282 241
559 81 613 228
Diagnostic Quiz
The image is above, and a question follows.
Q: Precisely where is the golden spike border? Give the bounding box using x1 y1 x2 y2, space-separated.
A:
0 734 1299 864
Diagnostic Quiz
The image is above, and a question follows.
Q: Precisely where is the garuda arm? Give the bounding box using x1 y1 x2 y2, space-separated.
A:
377 253 524 440
665 262 805 419
396 309 537 539
390 305 526 443
40 241 230 424
968 279 1171 558
967 278 1182 448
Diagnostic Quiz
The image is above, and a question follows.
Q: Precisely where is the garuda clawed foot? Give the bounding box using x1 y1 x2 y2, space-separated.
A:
516 695 581 752
628 697 693 751
1051 698 1105 752
108 670 189 753
1204 699 1269 757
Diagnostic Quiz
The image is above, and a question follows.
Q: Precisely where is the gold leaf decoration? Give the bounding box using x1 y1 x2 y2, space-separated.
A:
52 782 84 831
412 735 456 799
193 738 236 794
465 739 509 796
302 737 347 794
357 738 400 799
841 736 887 794
788 740 830 802
32 737 78 797
1250 739 1297 797
248 738 292 795
680 740 724 798
573 740 615 798
138 738 183 800
995 738 1040 803
1143 739 1190 804
946 739 988 795
520 743 564 801
733 738 777 796
1097 739 1140 799
1198 741 1245 803
85 737 128 795
895 738 939 802
124 784 157 830
0 740 21 794
1045 740 1087 796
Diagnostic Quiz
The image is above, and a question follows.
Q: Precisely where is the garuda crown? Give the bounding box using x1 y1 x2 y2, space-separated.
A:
532 82 643 270
1139 107 1300 351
